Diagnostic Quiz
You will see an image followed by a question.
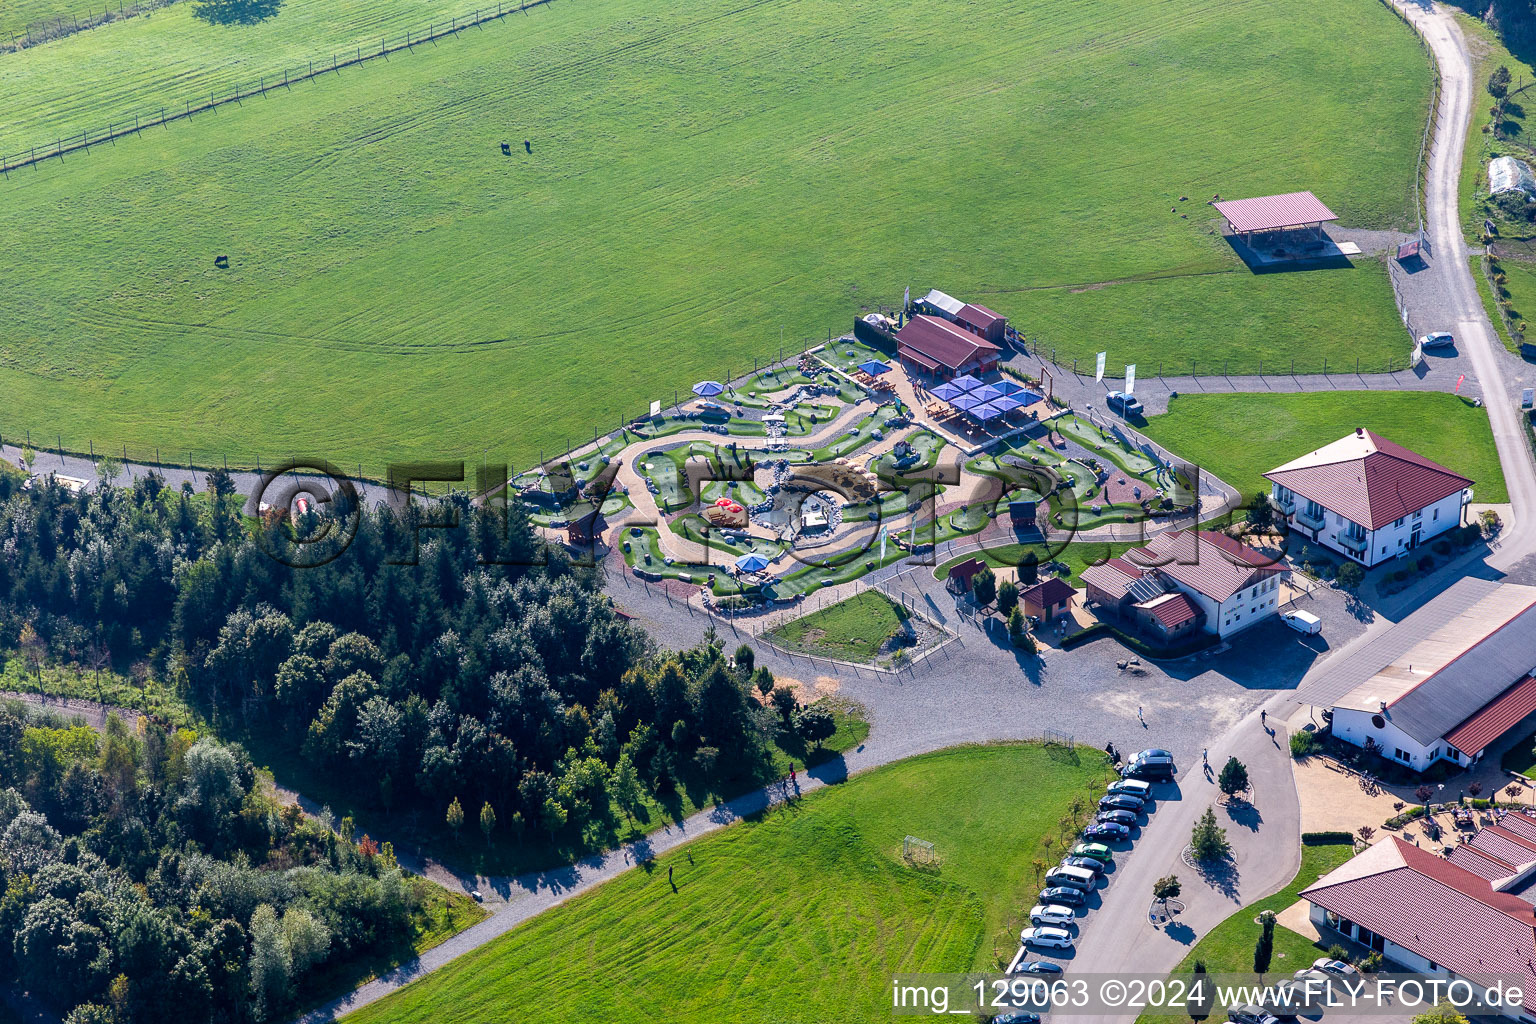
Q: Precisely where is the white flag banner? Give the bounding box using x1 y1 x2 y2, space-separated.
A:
649 400 662 417
1125 364 1137 394
879 524 889 563
903 285 911 309
1411 342 1425 368
1095 351 1106 383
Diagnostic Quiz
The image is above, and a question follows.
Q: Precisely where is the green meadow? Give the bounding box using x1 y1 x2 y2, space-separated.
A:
0 0 1430 473
344 744 1113 1024
1140 391 1509 502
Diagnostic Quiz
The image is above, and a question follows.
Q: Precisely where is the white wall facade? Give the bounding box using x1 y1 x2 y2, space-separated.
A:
1308 903 1529 1020
1328 706 1473 772
1272 485 1469 568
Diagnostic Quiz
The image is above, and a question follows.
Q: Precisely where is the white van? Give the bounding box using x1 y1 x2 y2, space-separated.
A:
1044 865 1098 891
1281 610 1322 635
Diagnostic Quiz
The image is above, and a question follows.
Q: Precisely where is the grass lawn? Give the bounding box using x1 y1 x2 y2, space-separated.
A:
1141 839 1355 1022
933 542 1138 585
1141 391 1509 503
0 0 1428 475
1454 9 1536 241
343 743 1115 1024
764 590 911 662
1486 252 1536 354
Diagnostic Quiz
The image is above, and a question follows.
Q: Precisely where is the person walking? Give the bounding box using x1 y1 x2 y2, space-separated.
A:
1260 709 1267 729
1138 705 1145 726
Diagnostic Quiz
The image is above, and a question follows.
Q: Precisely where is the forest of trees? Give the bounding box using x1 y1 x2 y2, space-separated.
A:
0 702 425 1024
0 468 821 864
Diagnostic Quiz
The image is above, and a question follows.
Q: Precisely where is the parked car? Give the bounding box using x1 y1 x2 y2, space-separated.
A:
1062 855 1105 875
1070 842 1113 863
1281 610 1322 635
994 1014 1042 1024
1122 757 1176 781
1130 748 1173 762
1419 331 1455 349
1313 957 1359 979
1083 822 1131 842
1261 979 1325 1019
1043 865 1098 890
1106 390 1144 415
1106 779 1153 799
1097 808 1138 827
1227 1004 1280 1024
1020 926 1074 950
1029 904 1077 927
1038 886 1087 907
1099 793 1145 812
1013 960 1063 976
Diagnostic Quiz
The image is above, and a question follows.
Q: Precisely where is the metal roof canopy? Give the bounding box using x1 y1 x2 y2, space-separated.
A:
1212 191 1338 234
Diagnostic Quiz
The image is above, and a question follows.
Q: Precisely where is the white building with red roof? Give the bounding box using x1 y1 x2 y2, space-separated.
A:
1080 529 1286 640
1264 428 1473 568
1295 578 1536 772
1301 828 1536 1011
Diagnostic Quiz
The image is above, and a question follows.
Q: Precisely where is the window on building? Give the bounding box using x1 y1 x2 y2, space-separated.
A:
1433 509 1439 521
1394 748 1410 762
1395 517 1405 528
1413 509 1423 520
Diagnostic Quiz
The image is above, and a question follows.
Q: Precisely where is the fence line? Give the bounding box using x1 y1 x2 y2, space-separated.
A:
3 0 177 53
0 0 559 175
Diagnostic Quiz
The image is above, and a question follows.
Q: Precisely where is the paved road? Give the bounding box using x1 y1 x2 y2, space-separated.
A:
1392 0 1536 571
1067 709 1301 1024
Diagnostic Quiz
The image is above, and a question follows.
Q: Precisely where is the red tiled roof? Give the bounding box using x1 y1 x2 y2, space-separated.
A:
1264 429 1472 531
1080 560 1142 601
1501 812 1536 845
1448 843 1516 880
1021 577 1075 609
1212 191 1338 233
1445 676 1536 757
1470 822 1536 867
956 303 1004 330
1130 530 1283 603
896 315 999 373
1302 838 1536 986
1141 592 1200 630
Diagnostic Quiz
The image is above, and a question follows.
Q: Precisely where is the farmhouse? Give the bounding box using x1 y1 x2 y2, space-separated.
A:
1080 530 1285 640
1295 578 1536 773
1265 428 1473 567
1301 824 1536 1017
894 314 1001 379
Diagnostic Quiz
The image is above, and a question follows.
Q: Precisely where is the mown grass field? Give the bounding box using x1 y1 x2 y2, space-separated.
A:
344 744 1113 1024
1140 391 1509 503
933 542 1138 584
0 0 1429 474
0 0 474 138
765 590 910 662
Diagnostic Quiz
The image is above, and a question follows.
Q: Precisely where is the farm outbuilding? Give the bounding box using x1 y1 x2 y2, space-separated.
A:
1212 190 1338 241
1489 156 1536 197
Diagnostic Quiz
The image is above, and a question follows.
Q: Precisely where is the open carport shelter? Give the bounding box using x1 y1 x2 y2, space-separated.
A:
1212 190 1337 242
